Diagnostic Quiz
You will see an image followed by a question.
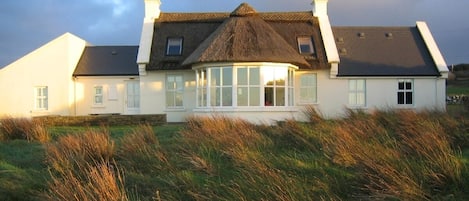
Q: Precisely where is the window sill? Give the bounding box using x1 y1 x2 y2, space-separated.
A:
194 107 300 113
165 108 187 112
31 110 50 116
92 105 105 109
297 102 320 106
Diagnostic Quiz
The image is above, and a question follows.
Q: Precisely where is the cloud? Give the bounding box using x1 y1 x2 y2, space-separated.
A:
91 0 131 17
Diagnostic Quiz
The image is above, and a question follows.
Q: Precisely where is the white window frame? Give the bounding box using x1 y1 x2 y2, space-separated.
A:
166 74 185 109
34 86 48 110
397 79 413 105
166 37 183 56
237 67 261 107
93 86 104 105
348 79 366 107
299 73 318 104
297 36 315 55
195 65 295 109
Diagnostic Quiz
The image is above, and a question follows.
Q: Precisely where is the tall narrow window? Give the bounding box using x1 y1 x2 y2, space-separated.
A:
237 67 261 106
398 79 413 105
166 38 183 56
94 86 103 105
297 36 315 55
349 79 366 107
166 74 184 108
197 69 207 107
264 67 292 107
35 86 48 110
299 74 317 103
209 67 233 107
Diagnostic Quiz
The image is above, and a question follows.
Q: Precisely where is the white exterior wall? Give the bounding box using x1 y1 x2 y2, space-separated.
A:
0 33 87 117
312 74 447 118
143 68 446 123
74 76 138 115
140 70 196 122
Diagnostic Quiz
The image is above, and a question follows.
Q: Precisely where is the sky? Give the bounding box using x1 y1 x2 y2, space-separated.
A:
0 0 468 68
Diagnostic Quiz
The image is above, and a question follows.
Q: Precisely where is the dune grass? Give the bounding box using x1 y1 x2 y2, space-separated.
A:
0 111 468 200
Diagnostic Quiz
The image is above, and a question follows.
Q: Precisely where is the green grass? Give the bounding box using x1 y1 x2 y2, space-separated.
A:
0 113 468 200
447 80 469 95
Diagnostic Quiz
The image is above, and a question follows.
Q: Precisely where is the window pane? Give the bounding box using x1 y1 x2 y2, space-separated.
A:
250 68 260 85
250 87 260 106
276 87 285 106
167 38 182 55
349 93 357 105
264 67 275 86
223 68 232 86
210 88 220 106
406 82 412 90
237 87 248 106
300 45 311 53
297 37 314 54
222 87 232 106
265 87 274 106
211 68 220 86
398 82 405 90
398 92 404 104
357 80 365 91
176 92 183 107
275 68 287 86
238 68 248 85
166 92 175 107
349 80 356 91
357 93 365 105
406 92 413 104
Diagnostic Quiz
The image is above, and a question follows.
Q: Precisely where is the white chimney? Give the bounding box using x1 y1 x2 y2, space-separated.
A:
312 0 328 17
144 0 161 19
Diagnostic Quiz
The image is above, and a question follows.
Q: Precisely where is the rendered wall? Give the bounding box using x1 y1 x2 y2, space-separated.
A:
74 76 139 115
0 33 87 117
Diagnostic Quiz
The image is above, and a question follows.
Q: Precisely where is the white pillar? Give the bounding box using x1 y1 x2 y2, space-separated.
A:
312 0 329 17
137 0 161 76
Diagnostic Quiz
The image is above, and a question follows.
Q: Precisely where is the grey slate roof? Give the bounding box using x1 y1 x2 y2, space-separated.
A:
332 27 440 76
148 3 328 70
74 46 139 76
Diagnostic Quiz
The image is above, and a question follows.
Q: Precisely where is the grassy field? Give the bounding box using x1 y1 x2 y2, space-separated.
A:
1 109 468 201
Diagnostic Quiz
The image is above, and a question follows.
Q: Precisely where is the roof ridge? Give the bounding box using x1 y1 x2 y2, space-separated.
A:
231 3 258 17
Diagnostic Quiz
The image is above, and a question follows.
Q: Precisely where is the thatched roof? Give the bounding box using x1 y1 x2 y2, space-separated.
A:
333 27 440 76
182 3 311 67
147 3 328 70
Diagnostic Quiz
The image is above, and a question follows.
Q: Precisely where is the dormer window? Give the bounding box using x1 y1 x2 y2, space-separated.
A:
297 36 315 55
166 37 183 56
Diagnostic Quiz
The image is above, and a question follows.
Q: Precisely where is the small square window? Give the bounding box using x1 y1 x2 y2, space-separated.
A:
166 38 183 56
297 37 315 54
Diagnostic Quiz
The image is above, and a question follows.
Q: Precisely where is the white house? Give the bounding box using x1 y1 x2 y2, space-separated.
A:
0 0 449 123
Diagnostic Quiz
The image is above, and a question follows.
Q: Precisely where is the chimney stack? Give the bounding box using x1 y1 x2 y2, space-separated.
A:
312 0 328 17
144 0 161 19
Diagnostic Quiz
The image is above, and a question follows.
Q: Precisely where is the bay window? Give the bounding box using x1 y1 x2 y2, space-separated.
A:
196 64 295 108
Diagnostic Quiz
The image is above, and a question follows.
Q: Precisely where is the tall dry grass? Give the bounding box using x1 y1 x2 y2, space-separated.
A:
0 116 50 142
44 160 128 201
45 128 115 174
44 128 128 200
314 109 464 200
117 124 169 172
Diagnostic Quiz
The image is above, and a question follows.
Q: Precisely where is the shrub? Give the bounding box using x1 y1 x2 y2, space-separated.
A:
0 116 50 142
